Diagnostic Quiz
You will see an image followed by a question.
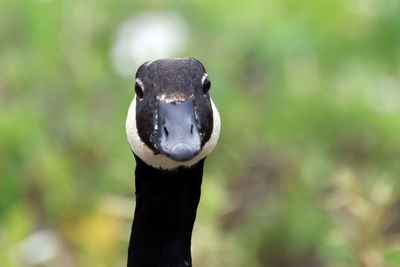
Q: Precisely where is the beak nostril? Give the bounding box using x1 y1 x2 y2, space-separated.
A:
190 125 193 134
164 126 169 137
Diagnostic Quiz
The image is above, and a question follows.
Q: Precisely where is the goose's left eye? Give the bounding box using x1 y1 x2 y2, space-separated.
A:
135 81 144 99
203 76 211 94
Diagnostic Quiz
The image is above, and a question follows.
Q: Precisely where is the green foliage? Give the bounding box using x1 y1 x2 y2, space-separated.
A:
1 0 399 266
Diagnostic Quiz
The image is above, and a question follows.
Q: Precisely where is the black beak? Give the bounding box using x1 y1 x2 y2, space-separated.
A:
154 99 201 161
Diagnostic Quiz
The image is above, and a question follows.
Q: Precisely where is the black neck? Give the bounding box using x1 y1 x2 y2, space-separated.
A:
128 156 204 267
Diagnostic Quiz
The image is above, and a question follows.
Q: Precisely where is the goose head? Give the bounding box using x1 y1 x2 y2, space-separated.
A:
126 58 220 169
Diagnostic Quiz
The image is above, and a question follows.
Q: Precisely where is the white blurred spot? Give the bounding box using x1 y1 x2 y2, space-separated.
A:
112 11 189 77
17 229 59 266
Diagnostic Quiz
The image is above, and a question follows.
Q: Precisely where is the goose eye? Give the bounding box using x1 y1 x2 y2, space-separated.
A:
202 76 211 94
135 81 144 99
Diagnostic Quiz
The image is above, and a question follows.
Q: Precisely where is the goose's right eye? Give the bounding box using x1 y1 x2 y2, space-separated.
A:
202 76 211 94
135 81 144 99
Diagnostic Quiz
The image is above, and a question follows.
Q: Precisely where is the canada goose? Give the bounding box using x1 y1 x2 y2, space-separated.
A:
126 58 220 267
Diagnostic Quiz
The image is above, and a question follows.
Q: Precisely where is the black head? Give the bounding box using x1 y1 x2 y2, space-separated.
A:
126 58 220 169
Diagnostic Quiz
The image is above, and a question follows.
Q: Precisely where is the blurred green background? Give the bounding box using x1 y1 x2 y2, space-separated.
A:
1 0 400 266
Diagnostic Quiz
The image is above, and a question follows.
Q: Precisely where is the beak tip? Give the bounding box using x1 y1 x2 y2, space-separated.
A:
168 144 200 162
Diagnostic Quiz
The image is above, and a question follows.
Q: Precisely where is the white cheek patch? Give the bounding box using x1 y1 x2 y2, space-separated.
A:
126 96 221 170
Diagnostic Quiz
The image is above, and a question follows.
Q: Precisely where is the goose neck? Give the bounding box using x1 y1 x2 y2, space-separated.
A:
128 156 204 267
